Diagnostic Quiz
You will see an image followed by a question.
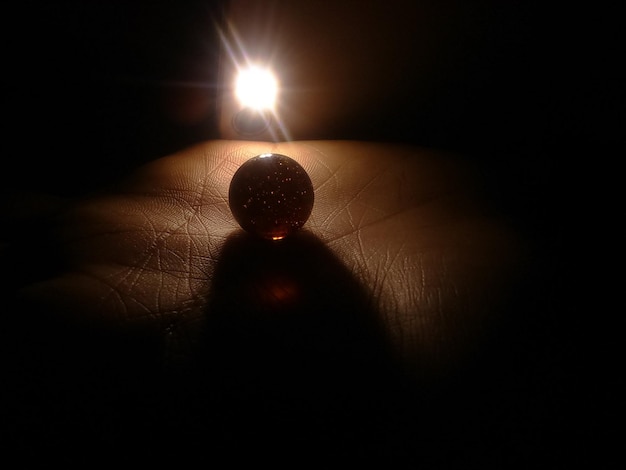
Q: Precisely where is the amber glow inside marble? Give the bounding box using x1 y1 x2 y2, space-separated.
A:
228 153 314 240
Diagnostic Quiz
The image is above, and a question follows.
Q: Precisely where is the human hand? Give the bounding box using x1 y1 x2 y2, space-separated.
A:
11 139 521 374
2 139 525 459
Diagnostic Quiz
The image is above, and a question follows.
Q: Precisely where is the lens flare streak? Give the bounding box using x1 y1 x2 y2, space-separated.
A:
218 21 291 141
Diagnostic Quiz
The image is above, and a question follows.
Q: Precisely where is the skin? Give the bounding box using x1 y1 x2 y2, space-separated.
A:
1 139 527 461
10 140 524 376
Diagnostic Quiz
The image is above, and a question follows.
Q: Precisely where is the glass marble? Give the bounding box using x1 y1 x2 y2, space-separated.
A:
228 153 314 240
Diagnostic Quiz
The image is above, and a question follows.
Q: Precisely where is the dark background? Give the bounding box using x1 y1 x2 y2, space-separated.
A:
4 1 619 197
2 0 619 465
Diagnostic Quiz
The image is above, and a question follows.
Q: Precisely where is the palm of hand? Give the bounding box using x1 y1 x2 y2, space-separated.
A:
20 140 521 374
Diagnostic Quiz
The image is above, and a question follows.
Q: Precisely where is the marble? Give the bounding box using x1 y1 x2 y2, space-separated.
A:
228 153 314 240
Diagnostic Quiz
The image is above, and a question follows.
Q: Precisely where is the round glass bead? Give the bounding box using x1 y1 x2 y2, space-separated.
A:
228 153 314 240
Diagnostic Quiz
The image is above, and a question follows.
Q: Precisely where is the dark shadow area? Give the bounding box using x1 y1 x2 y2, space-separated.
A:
160 230 420 461
0 230 422 463
0 226 589 465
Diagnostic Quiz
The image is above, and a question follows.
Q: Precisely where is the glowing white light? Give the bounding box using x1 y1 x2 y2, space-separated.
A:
235 66 278 110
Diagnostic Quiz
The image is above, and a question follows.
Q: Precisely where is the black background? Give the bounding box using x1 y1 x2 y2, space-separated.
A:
3 1 619 201
1 0 620 465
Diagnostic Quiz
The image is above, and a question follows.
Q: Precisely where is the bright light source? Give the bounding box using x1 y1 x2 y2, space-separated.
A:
235 66 278 110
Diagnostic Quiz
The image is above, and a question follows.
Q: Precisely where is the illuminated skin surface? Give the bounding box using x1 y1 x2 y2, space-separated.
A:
228 153 314 240
9 140 523 375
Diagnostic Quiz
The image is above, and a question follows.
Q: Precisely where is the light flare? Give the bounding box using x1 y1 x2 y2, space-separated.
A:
235 66 278 111
218 22 291 140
